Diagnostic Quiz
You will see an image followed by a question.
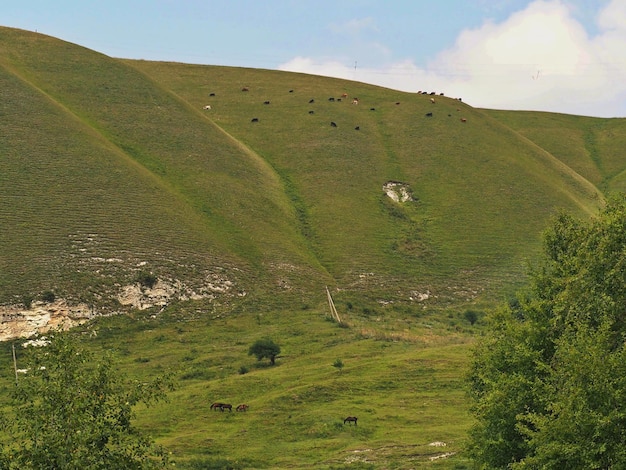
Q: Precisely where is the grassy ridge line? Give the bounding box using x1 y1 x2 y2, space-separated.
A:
484 109 626 194
0 27 330 301
0 60 243 303
477 110 602 216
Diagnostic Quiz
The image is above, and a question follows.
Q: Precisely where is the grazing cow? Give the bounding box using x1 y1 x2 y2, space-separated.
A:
308 110 315 114
209 92 216 96
421 91 428 94
430 98 435 104
439 92 444 96
328 97 335 101
430 91 436 95
309 99 315 103
461 118 467 123
355 126 360 130
330 121 337 127
203 105 212 110
341 93 348 98
425 112 433 117
395 102 401 105
251 118 259 122
344 416 358 425
241 87 249 92
370 107 376 111
352 98 359 105
263 100 270 105
289 89 294 93
236 404 249 412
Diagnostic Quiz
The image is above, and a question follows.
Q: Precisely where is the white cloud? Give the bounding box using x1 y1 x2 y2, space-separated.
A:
279 0 626 117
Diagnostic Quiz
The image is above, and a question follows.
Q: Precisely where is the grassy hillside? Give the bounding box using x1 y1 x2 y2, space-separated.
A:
2 25 626 469
484 109 626 194
1 26 613 309
128 61 603 301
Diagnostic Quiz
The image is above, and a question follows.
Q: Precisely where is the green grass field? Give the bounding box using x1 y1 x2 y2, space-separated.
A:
2 301 479 469
1 25 625 468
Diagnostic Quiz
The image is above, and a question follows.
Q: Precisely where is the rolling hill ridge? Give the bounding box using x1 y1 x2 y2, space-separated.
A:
0 26 615 316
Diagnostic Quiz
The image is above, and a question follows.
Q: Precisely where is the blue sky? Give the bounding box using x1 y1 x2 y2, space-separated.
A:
4 1 626 117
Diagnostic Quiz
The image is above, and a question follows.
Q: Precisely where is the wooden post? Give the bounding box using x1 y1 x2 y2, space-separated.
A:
326 286 342 324
12 343 18 386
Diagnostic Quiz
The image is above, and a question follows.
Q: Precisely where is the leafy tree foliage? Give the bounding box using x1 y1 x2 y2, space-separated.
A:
248 338 281 365
468 195 626 469
3 333 173 469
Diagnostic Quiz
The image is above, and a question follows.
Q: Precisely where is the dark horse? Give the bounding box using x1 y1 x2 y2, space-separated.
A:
344 416 358 425
210 402 232 412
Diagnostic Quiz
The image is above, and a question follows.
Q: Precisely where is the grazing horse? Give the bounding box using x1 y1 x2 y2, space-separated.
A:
210 402 224 411
344 416 358 425
236 404 249 412
220 403 233 412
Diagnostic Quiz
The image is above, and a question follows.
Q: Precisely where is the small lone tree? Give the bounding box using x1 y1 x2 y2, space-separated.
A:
248 338 281 365
332 358 344 374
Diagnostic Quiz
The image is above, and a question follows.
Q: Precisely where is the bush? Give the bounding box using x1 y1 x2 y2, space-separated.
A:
40 290 56 303
463 309 479 325
136 271 158 289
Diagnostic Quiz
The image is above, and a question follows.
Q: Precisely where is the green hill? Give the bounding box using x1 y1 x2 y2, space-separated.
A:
1 25 625 469
0 26 611 311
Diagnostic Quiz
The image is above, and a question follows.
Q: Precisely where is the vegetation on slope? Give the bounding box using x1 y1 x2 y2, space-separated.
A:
469 195 626 468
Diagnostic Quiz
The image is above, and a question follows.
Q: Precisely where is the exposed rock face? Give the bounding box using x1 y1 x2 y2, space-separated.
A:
0 300 93 342
117 276 234 310
383 181 413 202
0 276 237 341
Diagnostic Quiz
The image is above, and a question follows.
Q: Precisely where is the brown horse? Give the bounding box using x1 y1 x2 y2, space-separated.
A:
236 404 249 412
344 416 357 425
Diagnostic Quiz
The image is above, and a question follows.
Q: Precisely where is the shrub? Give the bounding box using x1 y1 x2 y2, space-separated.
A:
136 271 158 289
40 290 56 303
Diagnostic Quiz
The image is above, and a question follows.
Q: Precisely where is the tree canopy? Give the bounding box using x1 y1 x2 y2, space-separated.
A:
3 333 174 469
248 338 281 365
468 195 626 469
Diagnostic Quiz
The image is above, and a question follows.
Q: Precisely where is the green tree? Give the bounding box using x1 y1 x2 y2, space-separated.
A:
468 195 626 469
248 338 281 365
4 332 173 469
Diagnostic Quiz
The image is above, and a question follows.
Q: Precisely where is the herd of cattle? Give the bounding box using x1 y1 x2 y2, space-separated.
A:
202 86 467 126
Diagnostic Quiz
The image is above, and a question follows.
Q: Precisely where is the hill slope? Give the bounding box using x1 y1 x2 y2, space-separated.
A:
0 26 615 313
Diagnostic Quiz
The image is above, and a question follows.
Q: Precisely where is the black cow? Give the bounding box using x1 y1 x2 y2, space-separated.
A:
330 121 337 127
251 118 259 122
425 112 433 117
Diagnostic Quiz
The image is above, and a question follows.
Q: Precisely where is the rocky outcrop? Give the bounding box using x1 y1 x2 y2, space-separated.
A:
0 300 93 342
